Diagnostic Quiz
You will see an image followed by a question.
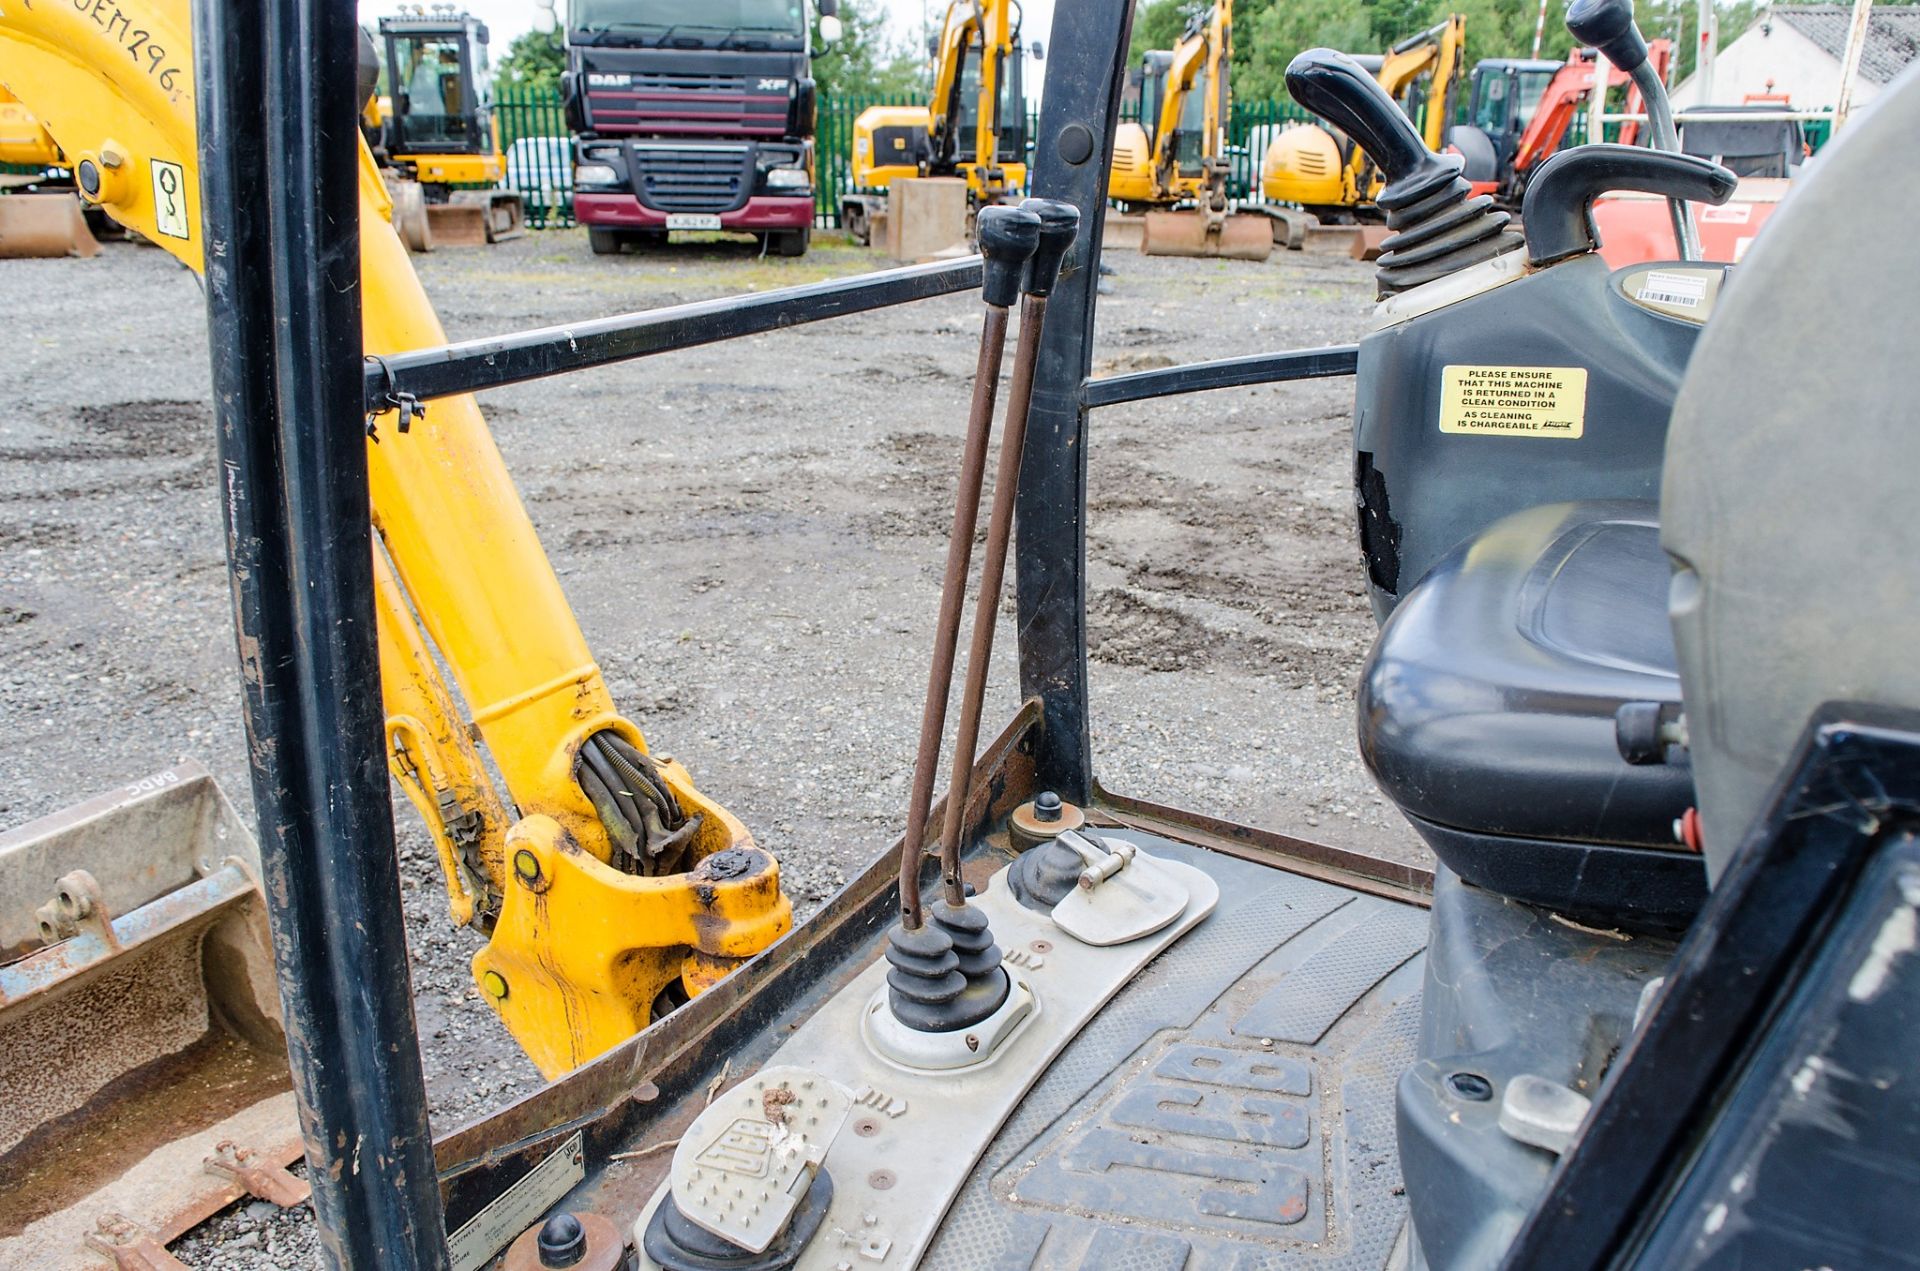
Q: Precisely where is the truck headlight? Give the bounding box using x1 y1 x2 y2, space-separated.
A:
574 163 620 187
765 167 810 190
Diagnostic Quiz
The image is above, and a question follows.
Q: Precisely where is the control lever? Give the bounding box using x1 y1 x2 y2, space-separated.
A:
934 198 1079 911
1566 0 1701 259
887 205 1038 1038
1523 146 1735 266
895 204 1040 934
1285 50 1520 295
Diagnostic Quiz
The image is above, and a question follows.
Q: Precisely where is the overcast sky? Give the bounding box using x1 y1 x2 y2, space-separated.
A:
360 0 1058 88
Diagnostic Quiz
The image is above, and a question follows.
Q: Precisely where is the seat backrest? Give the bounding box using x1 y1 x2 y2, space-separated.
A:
1662 68 1920 881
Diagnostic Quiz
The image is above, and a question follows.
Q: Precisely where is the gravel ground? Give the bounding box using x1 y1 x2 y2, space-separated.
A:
0 225 1419 1265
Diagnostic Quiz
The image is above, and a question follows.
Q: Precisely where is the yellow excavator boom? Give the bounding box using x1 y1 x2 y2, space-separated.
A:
0 0 788 1079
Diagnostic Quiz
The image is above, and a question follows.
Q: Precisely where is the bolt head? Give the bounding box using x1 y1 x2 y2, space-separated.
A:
514 849 542 883
482 970 509 1000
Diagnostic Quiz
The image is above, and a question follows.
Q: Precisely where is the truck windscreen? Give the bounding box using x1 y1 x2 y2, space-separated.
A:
572 0 807 48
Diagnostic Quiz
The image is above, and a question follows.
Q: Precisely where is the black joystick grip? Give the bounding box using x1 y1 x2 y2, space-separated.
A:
977 205 1041 308
1285 49 1457 210
1567 0 1650 73
1286 47 1522 295
1524 145 1736 265
1020 198 1080 298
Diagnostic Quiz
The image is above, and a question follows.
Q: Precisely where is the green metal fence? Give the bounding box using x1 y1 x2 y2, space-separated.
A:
493 86 576 229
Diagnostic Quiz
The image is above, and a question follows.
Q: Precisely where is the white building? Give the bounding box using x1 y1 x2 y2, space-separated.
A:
1671 4 1920 109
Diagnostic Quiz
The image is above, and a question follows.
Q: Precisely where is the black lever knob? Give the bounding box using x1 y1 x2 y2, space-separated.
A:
1567 0 1650 74
1285 47 1521 295
1019 198 1080 298
1285 49 1459 211
1523 145 1736 265
977 205 1042 308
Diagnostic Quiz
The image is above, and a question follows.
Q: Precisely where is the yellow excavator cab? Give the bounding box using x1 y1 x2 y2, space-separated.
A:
374 9 524 245
851 103 935 190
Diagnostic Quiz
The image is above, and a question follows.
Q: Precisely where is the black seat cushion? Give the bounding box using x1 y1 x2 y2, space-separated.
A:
1359 500 1707 926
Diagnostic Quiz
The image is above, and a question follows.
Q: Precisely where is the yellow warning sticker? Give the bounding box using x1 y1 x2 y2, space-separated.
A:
1439 365 1587 438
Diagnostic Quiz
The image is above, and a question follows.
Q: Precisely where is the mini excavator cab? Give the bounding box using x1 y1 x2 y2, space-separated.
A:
381 10 494 172
100 0 1920 1264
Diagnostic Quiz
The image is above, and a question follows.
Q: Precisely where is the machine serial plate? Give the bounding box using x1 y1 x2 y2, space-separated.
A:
447 1131 584 1271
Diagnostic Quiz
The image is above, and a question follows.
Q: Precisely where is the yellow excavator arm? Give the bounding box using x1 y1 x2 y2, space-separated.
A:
1148 0 1231 204
1376 13 1465 153
0 0 788 1079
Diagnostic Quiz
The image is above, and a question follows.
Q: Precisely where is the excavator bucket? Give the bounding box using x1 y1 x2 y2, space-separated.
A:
429 189 527 246
0 193 101 259
0 763 303 1270
1141 208 1273 260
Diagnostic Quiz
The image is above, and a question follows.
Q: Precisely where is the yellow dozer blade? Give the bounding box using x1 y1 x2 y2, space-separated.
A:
0 193 100 259
0 763 304 1270
1142 207 1273 260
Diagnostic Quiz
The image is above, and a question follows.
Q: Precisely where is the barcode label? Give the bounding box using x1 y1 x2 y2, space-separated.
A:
1639 270 1705 309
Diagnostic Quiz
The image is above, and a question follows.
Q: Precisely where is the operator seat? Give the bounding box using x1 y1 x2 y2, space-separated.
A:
1343 214 1720 930
1358 498 1700 927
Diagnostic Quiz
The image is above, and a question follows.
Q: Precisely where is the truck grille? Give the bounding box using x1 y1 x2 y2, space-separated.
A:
629 145 754 213
588 72 787 137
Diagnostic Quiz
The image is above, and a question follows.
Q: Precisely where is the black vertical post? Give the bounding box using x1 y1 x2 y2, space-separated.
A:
1013 0 1137 804
194 0 450 1265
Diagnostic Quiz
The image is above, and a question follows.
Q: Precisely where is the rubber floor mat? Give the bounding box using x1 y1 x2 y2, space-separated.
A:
924 834 1426 1270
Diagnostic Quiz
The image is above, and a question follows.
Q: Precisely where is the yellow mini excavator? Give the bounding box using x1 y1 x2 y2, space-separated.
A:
842 0 1028 245
367 8 525 248
1260 15 1466 220
1106 0 1270 259
0 0 783 1090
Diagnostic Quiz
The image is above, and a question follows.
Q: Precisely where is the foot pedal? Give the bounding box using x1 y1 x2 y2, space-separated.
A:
662 1067 851 1255
1048 830 1192 946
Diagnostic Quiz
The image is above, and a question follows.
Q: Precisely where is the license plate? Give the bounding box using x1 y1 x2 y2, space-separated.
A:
666 214 721 231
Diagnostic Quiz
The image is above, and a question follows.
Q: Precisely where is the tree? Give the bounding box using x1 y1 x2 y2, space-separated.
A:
814 0 926 99
1128 0 1204 69
495 26 565 92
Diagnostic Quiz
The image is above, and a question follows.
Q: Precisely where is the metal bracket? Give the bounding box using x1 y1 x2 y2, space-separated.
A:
84 1214 190 1271
204 1139 313 1208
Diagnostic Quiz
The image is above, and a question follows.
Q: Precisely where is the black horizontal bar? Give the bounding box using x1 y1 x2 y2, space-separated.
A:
363 256 983 413
1080 344 1359 409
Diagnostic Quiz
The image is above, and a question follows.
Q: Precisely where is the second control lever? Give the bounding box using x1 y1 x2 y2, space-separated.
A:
1566 0 1701 259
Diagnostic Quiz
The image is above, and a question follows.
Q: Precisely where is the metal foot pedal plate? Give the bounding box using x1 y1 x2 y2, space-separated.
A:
635 851 1219 1269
